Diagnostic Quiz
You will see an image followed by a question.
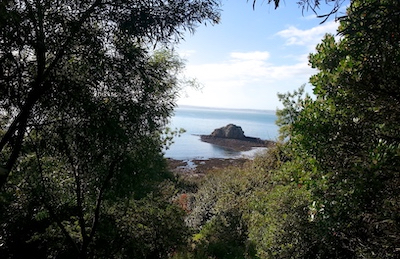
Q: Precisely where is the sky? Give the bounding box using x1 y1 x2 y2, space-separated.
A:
176 0 349 111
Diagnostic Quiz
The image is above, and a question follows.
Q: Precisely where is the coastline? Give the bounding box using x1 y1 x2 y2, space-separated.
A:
167 135 274 176
167 157 250 177
167 123 275 176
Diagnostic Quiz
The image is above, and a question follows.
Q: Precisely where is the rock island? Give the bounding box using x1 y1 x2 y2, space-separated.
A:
200 124 274 152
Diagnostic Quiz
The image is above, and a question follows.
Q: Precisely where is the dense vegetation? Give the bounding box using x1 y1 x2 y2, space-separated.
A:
0 0 220 258
1 0 399 258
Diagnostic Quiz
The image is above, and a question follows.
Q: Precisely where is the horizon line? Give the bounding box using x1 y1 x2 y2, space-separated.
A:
176 104 277 113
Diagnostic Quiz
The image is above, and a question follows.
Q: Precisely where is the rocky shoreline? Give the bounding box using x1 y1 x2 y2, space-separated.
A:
167 158 250 177
200 135 273 151
199 123 275 152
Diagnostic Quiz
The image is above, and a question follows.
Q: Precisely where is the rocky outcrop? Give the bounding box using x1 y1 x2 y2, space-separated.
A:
210 124 245 139
200 124 275 151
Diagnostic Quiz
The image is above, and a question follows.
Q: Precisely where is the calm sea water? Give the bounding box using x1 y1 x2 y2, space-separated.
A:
164 106 279 160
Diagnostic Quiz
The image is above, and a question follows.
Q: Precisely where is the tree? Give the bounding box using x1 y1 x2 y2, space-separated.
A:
277 0 400 257
183 162 268 259
0 0 221 188
0 48 188 258
0 0 221 257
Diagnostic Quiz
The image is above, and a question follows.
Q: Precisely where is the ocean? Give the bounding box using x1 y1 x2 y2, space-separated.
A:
164 106 279 160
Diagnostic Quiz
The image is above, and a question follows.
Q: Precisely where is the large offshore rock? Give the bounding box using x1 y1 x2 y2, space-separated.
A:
210 124 245 139
201 124 274 151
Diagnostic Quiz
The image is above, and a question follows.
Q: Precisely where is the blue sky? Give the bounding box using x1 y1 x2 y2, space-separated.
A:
176 0 349 110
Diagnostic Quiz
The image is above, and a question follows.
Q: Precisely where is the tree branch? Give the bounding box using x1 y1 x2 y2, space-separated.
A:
59 129 89 249
0 0 106 189
89 155 122 241
31 134 80 255
0 111 29 188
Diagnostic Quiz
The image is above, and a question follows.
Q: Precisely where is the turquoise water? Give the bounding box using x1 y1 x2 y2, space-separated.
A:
164 106 279 159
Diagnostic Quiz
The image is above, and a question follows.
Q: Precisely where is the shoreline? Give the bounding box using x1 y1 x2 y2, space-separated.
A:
166 134 275 176
167 157 250 177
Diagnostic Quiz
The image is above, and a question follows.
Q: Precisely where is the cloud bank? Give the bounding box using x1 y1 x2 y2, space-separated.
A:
178 21 340 110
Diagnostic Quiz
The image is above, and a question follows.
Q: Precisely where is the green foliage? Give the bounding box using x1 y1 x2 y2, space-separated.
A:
0 0 221 258
183 161 267 259
1 170 188 258
179 145 307 259
247 183 313 259
276 84 312 141
0 0 221 186
94 185 189 259
282 1 400 257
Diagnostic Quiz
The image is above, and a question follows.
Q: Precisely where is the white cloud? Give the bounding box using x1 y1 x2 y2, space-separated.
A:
230 51 270 61
178 49 196 58
184 51 310 84
276 20 339 49
178 51 314 110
